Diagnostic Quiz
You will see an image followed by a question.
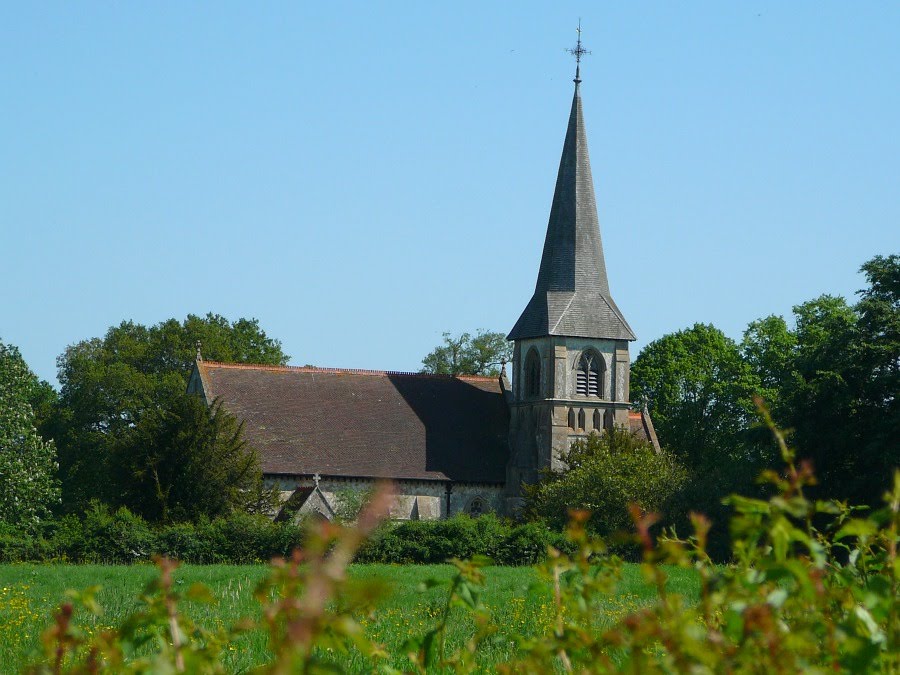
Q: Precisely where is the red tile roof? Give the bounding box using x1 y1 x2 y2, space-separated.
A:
628 409 661 451
196 361 509 483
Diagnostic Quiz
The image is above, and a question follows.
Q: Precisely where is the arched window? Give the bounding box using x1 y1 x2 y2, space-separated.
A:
604 408 615 431
524 348 541 398
467 497 487 517
575 351 605 397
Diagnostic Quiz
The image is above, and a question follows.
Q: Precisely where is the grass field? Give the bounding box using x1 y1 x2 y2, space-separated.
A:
0 563 699 673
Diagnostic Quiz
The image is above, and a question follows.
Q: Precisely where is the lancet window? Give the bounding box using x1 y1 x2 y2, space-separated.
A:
524 348 541 398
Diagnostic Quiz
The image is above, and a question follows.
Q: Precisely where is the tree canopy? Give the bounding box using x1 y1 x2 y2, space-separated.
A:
631 323 762 469
762 256 899 504
420 330 512 377
633 254 900 514
109 392 274 523
51 313 288 512
0 340 60 527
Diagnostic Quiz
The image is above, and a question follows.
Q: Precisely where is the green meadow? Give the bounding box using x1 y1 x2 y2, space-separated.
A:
0 563 699 673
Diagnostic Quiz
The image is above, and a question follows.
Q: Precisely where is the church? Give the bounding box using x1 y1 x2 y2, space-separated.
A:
187 48 658 521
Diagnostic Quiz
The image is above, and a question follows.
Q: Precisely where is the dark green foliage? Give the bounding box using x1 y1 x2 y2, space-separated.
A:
741 314 797 406
0 508 566 566
776 257 900 504
495 521 572 565
631 254 900 541
0 521 51 561
631 323 762 469
109 393 276 523
50 313 287 512
61 502 156 563
356 514 572 565
151 514 306 564
631 323 771 552
738 256 900 505
523 427 687 539
421 330 513 376
0 504 307 564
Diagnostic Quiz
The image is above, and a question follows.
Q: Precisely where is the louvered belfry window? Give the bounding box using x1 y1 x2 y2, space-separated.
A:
576 352 603 397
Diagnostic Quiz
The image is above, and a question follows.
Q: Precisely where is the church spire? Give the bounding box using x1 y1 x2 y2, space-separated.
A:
508 26 634 341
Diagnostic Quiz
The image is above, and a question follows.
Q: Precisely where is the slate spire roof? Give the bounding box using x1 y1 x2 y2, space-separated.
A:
508 72 635 341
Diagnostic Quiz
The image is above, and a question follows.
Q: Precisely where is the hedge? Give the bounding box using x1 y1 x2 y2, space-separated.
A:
0 507 568 566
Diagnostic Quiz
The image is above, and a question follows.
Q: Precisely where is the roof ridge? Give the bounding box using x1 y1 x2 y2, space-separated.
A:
599 293 634 337
199 360 497 382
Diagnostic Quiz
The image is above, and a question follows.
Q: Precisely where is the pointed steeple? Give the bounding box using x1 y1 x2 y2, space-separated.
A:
508 41 634 342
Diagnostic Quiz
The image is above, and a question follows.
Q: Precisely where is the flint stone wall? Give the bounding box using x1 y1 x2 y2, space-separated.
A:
264 475 504 521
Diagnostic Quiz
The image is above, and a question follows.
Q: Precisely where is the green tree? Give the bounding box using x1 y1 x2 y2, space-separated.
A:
524 427 686 536
421 330 512 377
777 256 899 504
631 323 761 469
741 314 797 409
646 255 899 508
631 324 771 553
0 340 60 527
52 313 288 512
775 295 859 497
110 392 275 523
851 254 900 488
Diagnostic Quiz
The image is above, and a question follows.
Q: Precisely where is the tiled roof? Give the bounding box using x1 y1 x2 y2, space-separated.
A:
628 409 661 451
509 82 635 342
195 361 510 483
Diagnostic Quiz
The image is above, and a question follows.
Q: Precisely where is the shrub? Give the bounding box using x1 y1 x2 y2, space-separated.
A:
355 514 566 565
524 426 687 538
155 521 209 563
65 502 157 563
0 506 309 564
0 521 50 562
496 521 572 566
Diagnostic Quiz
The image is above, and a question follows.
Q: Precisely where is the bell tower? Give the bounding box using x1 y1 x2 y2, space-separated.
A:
506 27 636 498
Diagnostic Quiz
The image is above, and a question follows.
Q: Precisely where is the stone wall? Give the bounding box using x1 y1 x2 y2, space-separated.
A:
265 475 504 521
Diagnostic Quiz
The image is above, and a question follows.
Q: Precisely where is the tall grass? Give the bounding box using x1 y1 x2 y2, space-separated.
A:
0 563 699 673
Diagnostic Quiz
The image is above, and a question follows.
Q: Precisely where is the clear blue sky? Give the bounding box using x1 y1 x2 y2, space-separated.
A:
2 2 898 386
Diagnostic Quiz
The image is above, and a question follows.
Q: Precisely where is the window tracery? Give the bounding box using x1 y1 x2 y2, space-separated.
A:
467 497 487 517
575 350 605 397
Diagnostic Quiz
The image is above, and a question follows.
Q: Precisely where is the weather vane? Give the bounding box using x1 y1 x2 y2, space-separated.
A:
567 19 591 84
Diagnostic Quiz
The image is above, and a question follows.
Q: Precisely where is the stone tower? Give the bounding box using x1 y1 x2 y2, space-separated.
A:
505 55 636 500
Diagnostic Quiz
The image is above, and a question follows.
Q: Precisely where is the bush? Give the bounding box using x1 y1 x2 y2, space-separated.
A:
65 502 157 563
0 521 50 562
495 521 573 566
524 426 687 539
0 503 570 566
355 514 567 565
195 512 304 563
0 505 308 564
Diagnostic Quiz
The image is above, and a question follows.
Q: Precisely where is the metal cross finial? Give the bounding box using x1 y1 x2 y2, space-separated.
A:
567 19 591 85
312 472 321 488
